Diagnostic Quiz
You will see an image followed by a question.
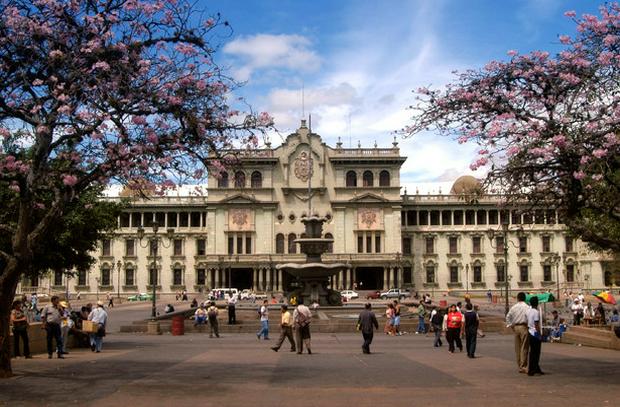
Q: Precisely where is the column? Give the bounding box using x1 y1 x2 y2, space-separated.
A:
345 269 351 289
253 267 258 290
397 266 403 289
277 270 283 292
206 268 212 290
338 271 343 290
389 266 395 289
258 267 264 292
352 267 357 288
266 266 272 292
383 267 389 290
214 267 220 288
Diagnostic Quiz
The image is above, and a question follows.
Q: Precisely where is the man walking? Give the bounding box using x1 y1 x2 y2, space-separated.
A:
357 303 379 354
416 302 427 334
271 305 296 352
429 306 443 347
464 302 479 358
256 300 269 340
293 300 312 354
41 296 64 359
527 296 544 376
227 292 237 325
506 292 530 373
88 301 108 353
207 301 220 338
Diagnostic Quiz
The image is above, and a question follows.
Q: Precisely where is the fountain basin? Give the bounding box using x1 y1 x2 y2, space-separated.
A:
276 262 348 278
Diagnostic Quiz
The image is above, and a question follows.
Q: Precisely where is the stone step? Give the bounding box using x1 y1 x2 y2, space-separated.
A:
561 328 620 350
566 325 614 339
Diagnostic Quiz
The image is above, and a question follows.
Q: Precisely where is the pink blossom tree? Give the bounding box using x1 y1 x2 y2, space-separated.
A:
403 4 620 253
0 0 272 376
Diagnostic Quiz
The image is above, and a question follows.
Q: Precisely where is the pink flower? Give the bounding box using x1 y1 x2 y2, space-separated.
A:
559 35 571 44
592 149 607 158
603 35 619 46
573 170 585 180
564 10 576 18
91 61 110 71
9 183 20 193
0 128 10 138
506 146 520 156
507 50 518 57
132 116 148 125
62 174 78 186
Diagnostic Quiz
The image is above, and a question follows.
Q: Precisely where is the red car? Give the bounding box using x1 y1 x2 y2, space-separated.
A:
366 291 381 300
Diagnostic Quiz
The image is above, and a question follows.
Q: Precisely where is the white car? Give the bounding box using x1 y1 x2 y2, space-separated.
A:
340 290 359 301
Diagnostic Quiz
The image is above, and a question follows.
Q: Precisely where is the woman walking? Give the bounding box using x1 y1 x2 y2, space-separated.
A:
10 300 31 358
445 304 464 353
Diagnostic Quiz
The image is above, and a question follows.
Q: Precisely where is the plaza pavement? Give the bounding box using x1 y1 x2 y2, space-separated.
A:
1 331 619 407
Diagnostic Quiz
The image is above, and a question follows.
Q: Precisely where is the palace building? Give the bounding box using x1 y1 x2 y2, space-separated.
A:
18 121 615 297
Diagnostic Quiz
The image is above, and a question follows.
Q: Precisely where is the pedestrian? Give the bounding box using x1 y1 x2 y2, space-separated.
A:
416 302 426 334
182 289 188 301
445 304 464 353
207 301 220 338
176 291 181 301
393 300 402 335
88 301 108 353
429 306 443 347
41 295 64 359
506 291 530 373
59 301 73 355
256 300 270 340
527 296 544 376
357 303 379 354
227 292 237 325
583 301 594 325
487 289 493 303
107 292 114 308
571 298 584 325
293 300 312 354
384 303 395 335
271 305 296 352
594 303 606 325
190 298 198 308
164 304 175 313
194 304 207 327
463 303 479 358
10 300 31 359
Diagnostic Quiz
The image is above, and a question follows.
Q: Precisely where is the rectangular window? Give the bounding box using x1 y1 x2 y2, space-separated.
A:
496 264 505 282
402 237 412 255
473 265 482 283
101 268 111 286
488 210 498 225
522 212 533 224
401 212 406 226
453 210 463 225
534 210 545 224
196 239 206 256
449 266 459 283
149 240 158 256
375 235 381 253
425 237 434 254
149 267 158 286
54 270 63 286
566 264 575 282
472 236 481 254
237 236 243 254
542 236 551 252
167 212 178 228
125 268 135 286
228 237 234 255
246 236 252 254
144 212 154 227
78 270 86 286
155 212 166 227
173 239 183 256
131 213 141 228
519 236 528 253
496 237 504 254
366 236 372 254
477 210 487 225
565 237 574 252
520 265 529 282
425 266 435 283
125 239 135 256
120 212 130 227
173 268 183 286
403 267 412 285
190 212 201 227
430 211 440 225
418 210 428 225
465 210 475 225
102 239 111 256
500 210 509 225
407 210 417 226
197 269 206 285
357 236 363 253
511 211 521 225
442 210 452 225
543 265 552 282
449 237 458 254
546 210 556 225
179 212 189 227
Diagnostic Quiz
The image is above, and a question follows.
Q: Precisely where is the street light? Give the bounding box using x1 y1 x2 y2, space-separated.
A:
487 218 521 315
116 260 122 300
95 277 100 301
549 253 562 304
137 221 175 320
465 264 470 295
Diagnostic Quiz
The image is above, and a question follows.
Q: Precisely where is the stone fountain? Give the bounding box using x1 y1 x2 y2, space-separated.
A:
276 214 349 305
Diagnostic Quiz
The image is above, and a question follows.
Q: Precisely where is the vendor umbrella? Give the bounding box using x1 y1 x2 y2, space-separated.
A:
525 292 555 304
592 290 617 305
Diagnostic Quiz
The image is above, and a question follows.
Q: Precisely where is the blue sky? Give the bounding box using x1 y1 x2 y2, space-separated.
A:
209 0 602 190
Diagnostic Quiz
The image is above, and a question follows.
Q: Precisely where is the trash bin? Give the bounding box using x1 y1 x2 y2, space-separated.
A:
439 300 447 307
171 315 185 336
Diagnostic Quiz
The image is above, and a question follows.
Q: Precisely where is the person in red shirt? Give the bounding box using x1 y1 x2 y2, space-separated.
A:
445 304 464 353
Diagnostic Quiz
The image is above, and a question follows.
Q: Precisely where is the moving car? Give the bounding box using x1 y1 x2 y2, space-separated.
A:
365 290 381 300
127 293 154 302
340 290 359 301
379 288 410 300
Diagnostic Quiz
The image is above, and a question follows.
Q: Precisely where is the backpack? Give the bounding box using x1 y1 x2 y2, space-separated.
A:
207 307 217 318
431 310 443 325
257 306 263 319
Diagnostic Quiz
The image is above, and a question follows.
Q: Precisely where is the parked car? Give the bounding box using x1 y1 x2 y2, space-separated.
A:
127 293 154 302
239 289 267 301
340 290 359 301
365 290 381 300
379 288 410 300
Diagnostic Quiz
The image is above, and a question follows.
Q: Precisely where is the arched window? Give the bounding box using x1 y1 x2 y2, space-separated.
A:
363 171 374 187
325 233 334 253
218 172 229 188
346 171 357 187
379 170 390 187
288 233 297 254
251 171 262 188
234 171 245 188
275 234 285 254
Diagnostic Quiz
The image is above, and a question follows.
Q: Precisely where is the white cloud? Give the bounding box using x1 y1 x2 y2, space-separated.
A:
223 34 321 81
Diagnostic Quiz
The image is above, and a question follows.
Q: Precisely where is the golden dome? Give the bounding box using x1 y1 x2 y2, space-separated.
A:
450 175 483 195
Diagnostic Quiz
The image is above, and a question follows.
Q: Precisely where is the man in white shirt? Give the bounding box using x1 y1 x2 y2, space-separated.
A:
256 300 270 340
506 292 530 373
227 292 238 325
526 296 544 376
293 300 313 354
88 301 108 353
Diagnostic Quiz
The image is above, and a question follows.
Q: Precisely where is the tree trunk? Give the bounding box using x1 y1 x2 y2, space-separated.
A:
0 259 21 378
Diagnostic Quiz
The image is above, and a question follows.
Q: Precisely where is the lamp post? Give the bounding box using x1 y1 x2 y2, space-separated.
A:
465 264 469 295
116 260 122 300
487 218 511 315
137 221 175 321
549 253 561 304
95 277 100 301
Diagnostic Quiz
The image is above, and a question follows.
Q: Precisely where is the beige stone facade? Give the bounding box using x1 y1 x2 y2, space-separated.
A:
18 122 614 297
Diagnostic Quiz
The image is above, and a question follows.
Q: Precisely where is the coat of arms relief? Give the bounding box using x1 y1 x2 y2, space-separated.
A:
293 151 313 182
228 208 252 231
357 208 382 230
